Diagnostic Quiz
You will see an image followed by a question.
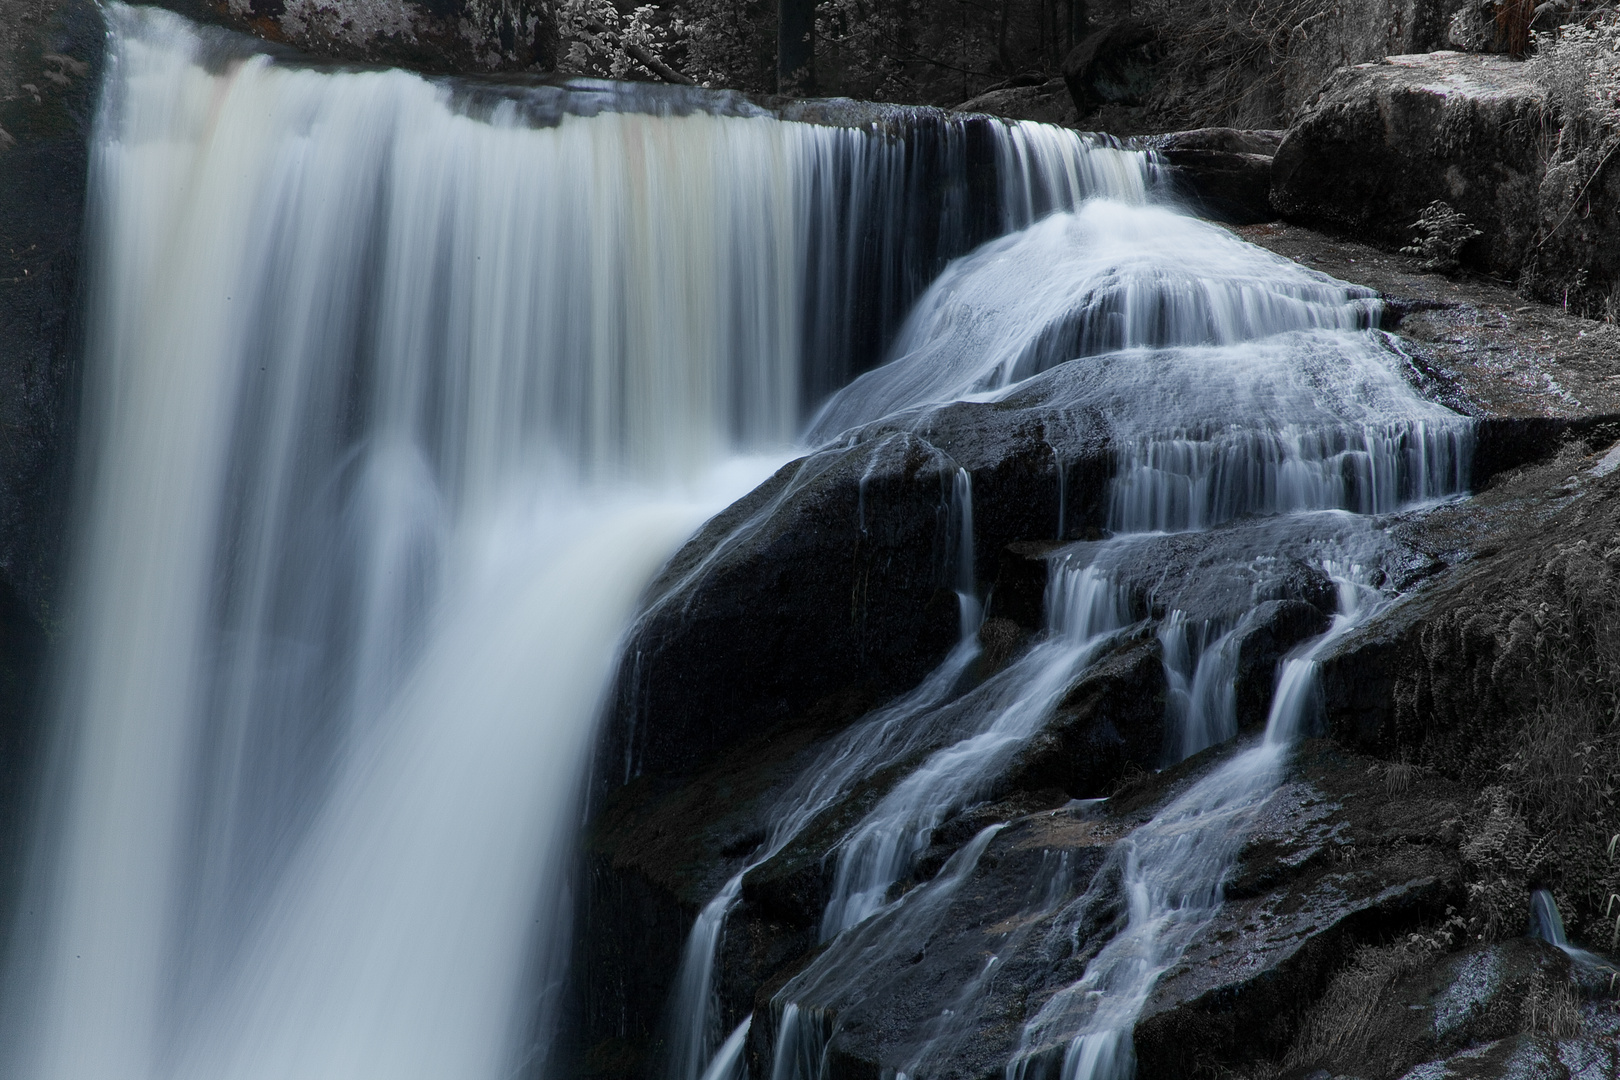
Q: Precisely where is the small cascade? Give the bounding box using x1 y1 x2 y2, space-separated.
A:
1008 562 1382 1080
949 468 984 639
1531 888 1571 947
1528 888 1614 975
700 1020 753 1080
805 205 1381 441
1158 613 1242 763
755 172 1474 1079
773 825 1011 1077
816 564 1130 942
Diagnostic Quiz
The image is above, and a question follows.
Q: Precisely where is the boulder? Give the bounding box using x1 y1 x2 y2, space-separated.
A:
1520 139 1620 314
954 80 1079 126
1232 599 1332 728
995 633 1168 799
1146 128 1284 225
1275 0 1475 117
1061 19 1158 111
1271 52 1546 278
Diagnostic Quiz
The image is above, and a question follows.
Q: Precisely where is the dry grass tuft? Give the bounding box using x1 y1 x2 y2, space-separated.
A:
1284 938 1442 1075
1524 966 1584 1036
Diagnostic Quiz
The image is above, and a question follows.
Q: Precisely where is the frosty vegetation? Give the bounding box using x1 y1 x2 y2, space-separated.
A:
551 0 1087 102
1531 8 1620 145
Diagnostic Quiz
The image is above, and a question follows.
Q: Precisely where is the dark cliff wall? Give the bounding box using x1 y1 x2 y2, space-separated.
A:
0 0 99 937
0 0 99 625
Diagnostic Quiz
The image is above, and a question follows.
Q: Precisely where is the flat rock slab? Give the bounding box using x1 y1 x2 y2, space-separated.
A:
1231 221 1620 425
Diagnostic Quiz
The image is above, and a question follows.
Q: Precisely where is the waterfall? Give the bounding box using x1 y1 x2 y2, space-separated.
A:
761 198 1473 1075
3 8 1156 1080
1006 561 1385 1080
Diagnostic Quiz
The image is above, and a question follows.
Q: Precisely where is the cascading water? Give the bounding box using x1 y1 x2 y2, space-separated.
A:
2 8 1156 1080
756 202 1473 1076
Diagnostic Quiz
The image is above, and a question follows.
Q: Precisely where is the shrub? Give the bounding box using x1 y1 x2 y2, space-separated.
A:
1400 201 1483 273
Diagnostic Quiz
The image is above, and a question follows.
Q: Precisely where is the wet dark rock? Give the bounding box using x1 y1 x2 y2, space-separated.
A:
1126 742 1467 1077
978 616 1031 670
997 633 1167 799
1057 518 1348 628
578 684 889 1075
603 395 1115 786
1146 128 1284 225
1317 441 1620 951
735 740 1475 1080
987 542 1059 632
0 573 44 925
1232 599 1332 729
1271 53 1546 278
604 432 965 785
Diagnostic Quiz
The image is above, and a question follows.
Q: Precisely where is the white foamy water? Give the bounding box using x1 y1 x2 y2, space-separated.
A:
3 9 1157 1080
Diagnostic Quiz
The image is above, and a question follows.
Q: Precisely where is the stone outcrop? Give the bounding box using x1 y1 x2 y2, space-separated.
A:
954 79 1079 127
1061 19 1159 110
1265 39 1620 310
1271 51 1547 278
1145 127 1283 225
1520 136 1620 317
